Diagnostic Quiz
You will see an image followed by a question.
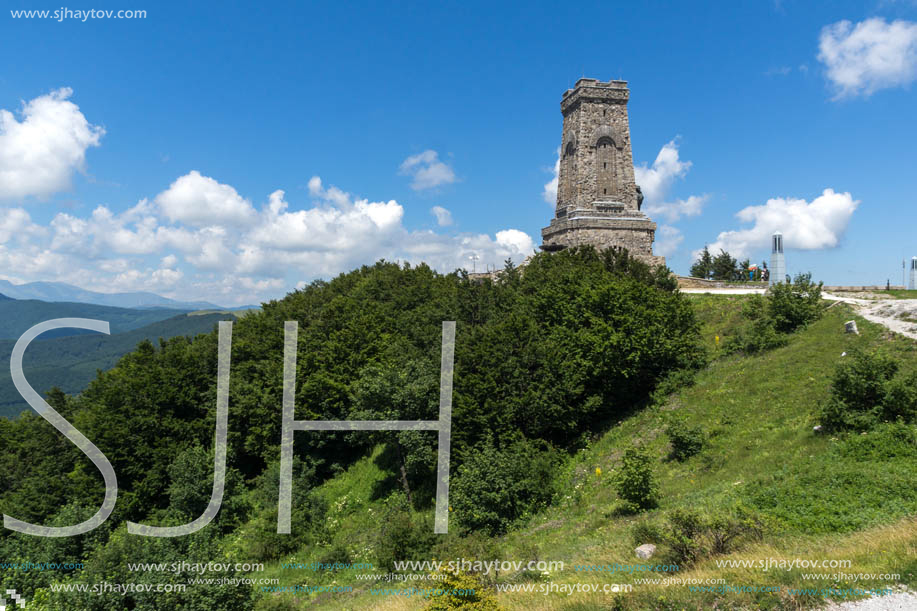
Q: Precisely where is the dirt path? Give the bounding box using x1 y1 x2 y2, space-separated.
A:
822 293 917 340
822 591 917 610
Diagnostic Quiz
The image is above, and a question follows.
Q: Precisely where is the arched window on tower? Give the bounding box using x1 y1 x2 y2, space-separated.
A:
596 136 617 199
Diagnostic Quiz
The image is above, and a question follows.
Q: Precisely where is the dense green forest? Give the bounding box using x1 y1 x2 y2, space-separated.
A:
0 247 703 609
0 312 238 419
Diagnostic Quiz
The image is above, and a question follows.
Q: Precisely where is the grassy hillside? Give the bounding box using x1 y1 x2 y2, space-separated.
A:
0 297 195 340
245 297 917 610
0 312 236 419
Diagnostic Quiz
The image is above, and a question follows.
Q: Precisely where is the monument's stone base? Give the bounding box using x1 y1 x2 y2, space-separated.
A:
541 205 665 267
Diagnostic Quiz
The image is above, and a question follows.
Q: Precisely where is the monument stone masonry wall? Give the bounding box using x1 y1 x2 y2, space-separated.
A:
541 78 664 266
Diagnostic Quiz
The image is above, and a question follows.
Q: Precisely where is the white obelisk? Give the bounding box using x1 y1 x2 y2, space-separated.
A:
770 231 786 286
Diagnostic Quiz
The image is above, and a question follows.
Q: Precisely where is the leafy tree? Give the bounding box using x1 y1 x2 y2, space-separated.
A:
690 246 713 279
162 445 248 533
234 455 325 562
711 249 738 281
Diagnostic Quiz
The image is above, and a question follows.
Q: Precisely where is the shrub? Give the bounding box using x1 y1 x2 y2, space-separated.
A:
644 506 766 565
666 422 705 461
451 438 559 535
661 508 704 563
746 423 917 533
650 368 697 406
375 494 437 571
882 372 917 423
630 520 665 547
615 446 659 512
767 272 823 333
818 350 901 432
723 283 821 355
833 422 917 461
425 570 503 610
725 316 788 354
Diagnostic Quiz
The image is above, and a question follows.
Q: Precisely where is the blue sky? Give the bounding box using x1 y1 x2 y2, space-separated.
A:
1 0 916 305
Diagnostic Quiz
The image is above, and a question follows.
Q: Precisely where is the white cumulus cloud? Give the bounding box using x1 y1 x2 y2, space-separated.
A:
2 169 535 304
634 139 708 223
818 18 917 98
307 175 352 207
0 88 104 200
155 170 256 226
247 188 403 256
430 205 453 226
704 188 859 259
399 150 457 191
495 229 534 255
0 208 45 243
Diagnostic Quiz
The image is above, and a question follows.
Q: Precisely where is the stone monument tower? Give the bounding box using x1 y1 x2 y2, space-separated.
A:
541 78 664 266
909 257 917 290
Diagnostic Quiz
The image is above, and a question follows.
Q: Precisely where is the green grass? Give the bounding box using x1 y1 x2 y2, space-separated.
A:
240 296 917 610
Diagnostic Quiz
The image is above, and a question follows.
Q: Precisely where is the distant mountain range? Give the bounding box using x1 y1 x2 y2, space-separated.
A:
0 279 257 310
0 297 201 340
